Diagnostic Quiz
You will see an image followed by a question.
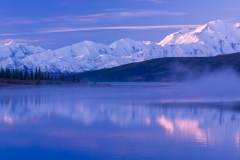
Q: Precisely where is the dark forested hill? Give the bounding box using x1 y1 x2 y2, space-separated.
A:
79 53 240 82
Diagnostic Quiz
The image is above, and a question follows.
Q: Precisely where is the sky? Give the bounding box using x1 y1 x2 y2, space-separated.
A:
0 0 240 49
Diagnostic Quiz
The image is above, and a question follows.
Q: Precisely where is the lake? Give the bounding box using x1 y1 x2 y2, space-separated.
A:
0 82 240 160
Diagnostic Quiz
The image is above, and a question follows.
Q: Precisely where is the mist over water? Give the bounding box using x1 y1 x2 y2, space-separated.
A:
163 67 240 102
1 77 240 159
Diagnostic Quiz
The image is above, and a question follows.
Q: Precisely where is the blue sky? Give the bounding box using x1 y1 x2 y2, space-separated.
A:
0 0 240 49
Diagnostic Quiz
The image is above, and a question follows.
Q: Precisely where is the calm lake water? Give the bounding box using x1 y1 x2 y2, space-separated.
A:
1 82 240 160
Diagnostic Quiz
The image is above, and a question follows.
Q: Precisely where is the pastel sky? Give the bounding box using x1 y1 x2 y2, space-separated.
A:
0 0 240 49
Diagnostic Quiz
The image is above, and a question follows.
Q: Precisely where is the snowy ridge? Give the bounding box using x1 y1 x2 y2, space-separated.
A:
0 20 240 73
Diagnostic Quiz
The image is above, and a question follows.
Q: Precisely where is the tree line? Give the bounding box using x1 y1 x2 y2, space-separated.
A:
0 67 81 82
59 73 81 82
0 67 51 81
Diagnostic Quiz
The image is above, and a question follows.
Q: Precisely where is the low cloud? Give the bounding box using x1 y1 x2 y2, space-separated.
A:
1 10 185 25
38 25 199 33
0 33 16 36
0 24 199 38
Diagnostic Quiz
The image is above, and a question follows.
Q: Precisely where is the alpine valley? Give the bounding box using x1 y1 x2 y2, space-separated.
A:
1 20 240 73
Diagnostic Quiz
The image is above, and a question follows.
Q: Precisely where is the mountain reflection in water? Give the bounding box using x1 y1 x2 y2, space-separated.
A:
0 84 240 159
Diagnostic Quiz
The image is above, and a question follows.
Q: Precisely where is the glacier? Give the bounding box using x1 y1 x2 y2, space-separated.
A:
0 20 240 73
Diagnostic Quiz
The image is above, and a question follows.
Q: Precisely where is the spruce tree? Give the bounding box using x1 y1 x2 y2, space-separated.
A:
59 73 65 81
30 70 34 80
0 67 3 78
15 69 19 80
76 74 80 82
38 67 41 80
14 69 17 79
11 69 15 80
24 69 29 80
60 74 62 81
5 67 11 79
19 70 23 80
72 74 75 82
35 67 38 80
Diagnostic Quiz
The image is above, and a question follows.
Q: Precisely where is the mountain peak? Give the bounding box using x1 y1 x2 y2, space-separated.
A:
109 38 137 48
193 20 230 33
142 40 152 45
207 20 227 25
158 20 240 47
206 20 233 30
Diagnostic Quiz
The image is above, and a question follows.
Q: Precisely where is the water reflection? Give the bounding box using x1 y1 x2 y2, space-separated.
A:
157 116 208 144
0 85 240 159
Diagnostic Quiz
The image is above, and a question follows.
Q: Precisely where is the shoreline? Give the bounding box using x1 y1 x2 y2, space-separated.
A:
0 78 111 88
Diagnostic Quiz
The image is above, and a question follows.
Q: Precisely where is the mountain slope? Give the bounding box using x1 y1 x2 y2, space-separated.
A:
0 20 240 73
78 52 240 82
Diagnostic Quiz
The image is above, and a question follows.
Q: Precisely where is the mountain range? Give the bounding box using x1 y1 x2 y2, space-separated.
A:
0 20 240 73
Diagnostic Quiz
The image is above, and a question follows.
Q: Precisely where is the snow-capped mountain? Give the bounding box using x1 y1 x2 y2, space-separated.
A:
159 20 240 57
0 41 46 59
0 41 46 69
0 20 240 73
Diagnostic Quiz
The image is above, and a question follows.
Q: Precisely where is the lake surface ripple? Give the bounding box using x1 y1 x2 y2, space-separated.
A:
0 83 240 160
